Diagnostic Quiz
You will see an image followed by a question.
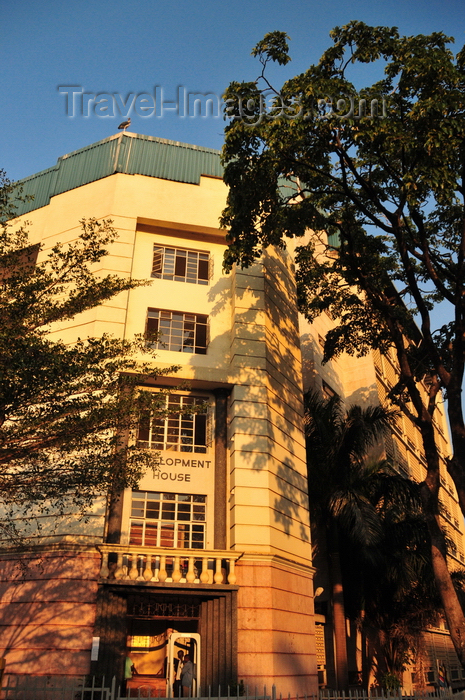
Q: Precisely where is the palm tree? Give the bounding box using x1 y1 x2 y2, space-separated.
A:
305 390 394 689
305 390 437 689
342 484 441 689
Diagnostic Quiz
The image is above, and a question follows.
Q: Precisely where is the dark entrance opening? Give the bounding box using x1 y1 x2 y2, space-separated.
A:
126 595 199 694
92 586 237 691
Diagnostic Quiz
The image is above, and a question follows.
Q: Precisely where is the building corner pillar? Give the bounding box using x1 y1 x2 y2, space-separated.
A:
214 388 229 550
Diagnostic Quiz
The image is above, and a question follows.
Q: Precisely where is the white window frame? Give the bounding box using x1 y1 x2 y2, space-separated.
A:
152 245 212 285
137 394 210 454
129 491 207 549
146 308 209 355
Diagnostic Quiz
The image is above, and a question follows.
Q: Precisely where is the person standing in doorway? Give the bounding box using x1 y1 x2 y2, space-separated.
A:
173 650 184 697
180 653 194 697
123 656 135 696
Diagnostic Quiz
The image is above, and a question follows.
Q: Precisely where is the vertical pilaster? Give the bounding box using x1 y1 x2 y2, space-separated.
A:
91 587 127 681
214 389 229 550
228 249 318 694
105 492 124 544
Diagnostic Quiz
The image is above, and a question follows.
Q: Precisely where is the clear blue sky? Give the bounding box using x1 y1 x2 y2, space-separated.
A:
3 0 465 182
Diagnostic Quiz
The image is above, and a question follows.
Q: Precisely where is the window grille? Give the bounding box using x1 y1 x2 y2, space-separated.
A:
152 246 210 285
138 394 209 453
146 309 208 354
129 491 206 549
385 433 410 476
130 636 151 648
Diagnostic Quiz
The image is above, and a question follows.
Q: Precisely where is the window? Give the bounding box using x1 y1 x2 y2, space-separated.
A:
425 669 436 684
152 246 210 285
322 381 337 401
138 394 208 453
146 309 208 354
129 491 206 549
0 243 40 290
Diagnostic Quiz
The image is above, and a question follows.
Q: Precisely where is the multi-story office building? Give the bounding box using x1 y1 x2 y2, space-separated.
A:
0 131 463 693
0 132 316 695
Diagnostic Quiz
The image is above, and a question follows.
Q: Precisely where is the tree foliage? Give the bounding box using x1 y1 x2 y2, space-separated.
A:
342 473 442 685
305 391 439 685
305 390 396 546
0 171 178 537
221 22 465 665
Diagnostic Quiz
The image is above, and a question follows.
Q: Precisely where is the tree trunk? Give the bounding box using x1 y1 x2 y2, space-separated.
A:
446 380 465 519
418 416 465 667
423 503 465 665
328 529 349 690
388 325 465 664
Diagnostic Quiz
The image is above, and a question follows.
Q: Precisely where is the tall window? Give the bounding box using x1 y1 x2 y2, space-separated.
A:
138 394 208 453
152 246 210 285
129 491 206 549
146 309 208 354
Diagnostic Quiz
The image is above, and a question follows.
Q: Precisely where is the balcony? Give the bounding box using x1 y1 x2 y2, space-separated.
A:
98 544 241 586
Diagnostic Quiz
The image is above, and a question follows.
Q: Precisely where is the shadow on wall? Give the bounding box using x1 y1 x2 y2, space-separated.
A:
346 384 380 410
0 498 106 548
274 458 311 541
207 276 233 319
192 251 311 545
0 550 100 675
300 332 344 398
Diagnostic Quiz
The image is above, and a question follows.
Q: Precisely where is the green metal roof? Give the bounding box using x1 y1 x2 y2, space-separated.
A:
13 133 223 216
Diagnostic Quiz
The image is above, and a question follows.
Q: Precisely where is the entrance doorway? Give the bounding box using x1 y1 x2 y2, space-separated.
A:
93 588 237 691
126 599 199 695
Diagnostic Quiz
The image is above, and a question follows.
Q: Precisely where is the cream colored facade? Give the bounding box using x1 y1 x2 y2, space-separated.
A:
0 133 316 694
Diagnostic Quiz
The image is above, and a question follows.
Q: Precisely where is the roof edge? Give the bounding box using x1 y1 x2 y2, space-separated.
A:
12 132 223 216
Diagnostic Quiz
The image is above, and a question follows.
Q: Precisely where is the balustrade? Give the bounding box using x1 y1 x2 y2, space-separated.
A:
98 544 240 586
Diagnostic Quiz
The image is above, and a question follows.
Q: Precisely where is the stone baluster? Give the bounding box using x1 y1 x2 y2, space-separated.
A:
186 557 196 583
99 548 238 587
199 557 210 584
154 556 160 582
158 555 167 582
143 554 153 581
129 553 139 580
228 558 237 584
214 557 223 584
172 556 182 582
137 555 146 581
100 550 109 579
114 552 125 580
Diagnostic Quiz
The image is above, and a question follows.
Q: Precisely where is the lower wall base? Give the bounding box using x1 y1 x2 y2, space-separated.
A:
0 547 318 694
236 555 318 697
0 546 100 676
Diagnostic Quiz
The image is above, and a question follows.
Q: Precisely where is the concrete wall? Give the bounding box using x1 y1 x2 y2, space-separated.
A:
237 556 316 696
0 546 99 676
228 249 316 692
